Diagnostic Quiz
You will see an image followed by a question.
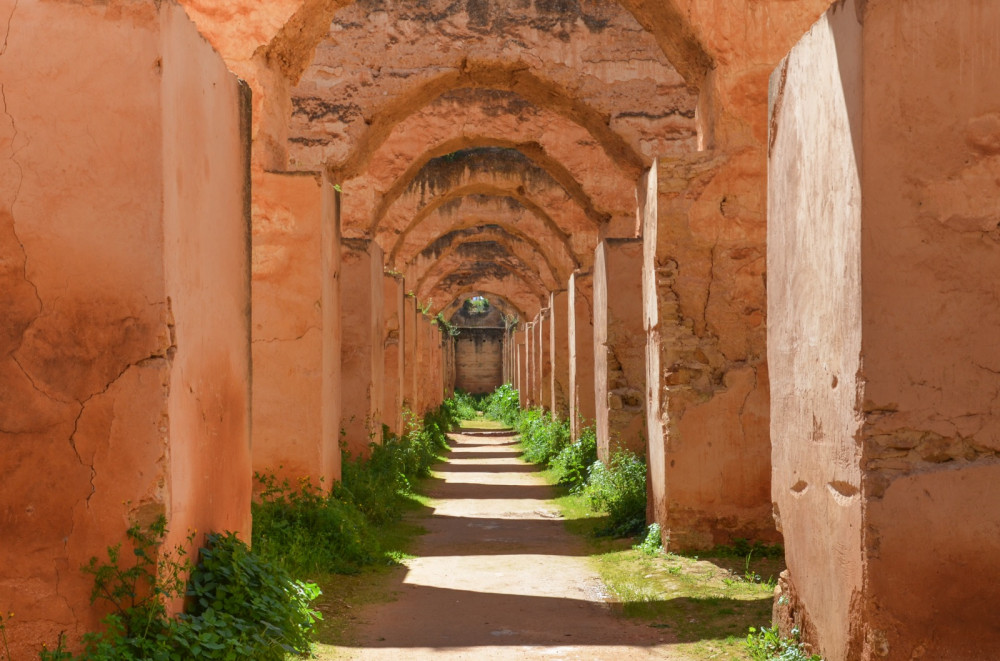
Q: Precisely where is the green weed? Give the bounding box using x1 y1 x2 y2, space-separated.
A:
582 449 647 536
746 625 822 661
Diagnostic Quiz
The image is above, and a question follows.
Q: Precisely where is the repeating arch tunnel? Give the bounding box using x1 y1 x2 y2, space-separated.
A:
3 0 1000 659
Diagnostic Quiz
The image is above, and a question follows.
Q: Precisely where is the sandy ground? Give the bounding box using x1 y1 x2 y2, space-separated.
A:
333 429 685 660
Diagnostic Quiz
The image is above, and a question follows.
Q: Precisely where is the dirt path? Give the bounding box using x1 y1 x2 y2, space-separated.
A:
332 429 684 660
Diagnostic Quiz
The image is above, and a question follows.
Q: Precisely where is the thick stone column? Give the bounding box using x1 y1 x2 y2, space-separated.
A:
539 308 552 412
569 271 596 440
403 294 417 412
594 239 645 461
525 321 535 407
340 239 384 454
383 274 404 435
0 5 251 653
550 290 570 418
770 4 1000 659
516 331 528 408
253 172 346 487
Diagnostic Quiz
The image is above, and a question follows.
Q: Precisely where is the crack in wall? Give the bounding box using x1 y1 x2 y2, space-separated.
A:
251 324 321 344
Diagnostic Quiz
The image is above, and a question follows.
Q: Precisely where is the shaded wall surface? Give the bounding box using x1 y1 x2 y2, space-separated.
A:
594 240 646 460
454 328 504 394
252 172 331 486
0 2 251 654
770 2 1000 659
340 239 384 454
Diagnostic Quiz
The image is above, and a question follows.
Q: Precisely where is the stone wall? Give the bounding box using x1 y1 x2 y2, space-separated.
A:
454 328 504 394
0 3 251 653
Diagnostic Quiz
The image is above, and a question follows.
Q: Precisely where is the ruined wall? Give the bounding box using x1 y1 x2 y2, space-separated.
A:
767 4 863 658
340 239 384 454
403 294 417 410
593 240 645 460
0 3 250 653
454 328 504 394
770 3 1000 659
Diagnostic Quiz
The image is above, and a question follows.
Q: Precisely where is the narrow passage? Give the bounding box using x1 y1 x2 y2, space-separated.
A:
336 427 680 660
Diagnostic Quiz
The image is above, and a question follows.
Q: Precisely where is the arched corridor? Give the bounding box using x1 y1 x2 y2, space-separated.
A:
2 1 1000 659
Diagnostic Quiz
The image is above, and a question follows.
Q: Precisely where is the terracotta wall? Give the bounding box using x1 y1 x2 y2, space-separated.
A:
516 334 528 408
771 3 1000 659
403 294 417 410
568 272 596 440
0 3 250 653
550 291 570 417
593 240 645 460
454 329 504 394
768 4 863 657
251 172 335 486
340 239 384 454
383 274 404 435
539 309 552 412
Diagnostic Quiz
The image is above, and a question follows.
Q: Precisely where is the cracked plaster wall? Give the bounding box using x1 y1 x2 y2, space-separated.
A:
770 2 1000 659
0 2 250 655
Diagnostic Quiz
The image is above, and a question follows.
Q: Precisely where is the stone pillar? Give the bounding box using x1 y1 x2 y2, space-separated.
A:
551 290 570 418
340 239 384 455
539 307 552 413
525 321 535 407
569 271 597 440
0 5 251 653
769 4 1000 659
383 274 404 436
594 239 645 461
403 294 417 413
516 332 528 408
253 172 345 488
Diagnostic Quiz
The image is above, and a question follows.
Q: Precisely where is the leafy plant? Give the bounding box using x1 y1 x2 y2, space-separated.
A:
549 425 597 490
516 408 570 465
583 449 647 536
40 518 320 661
482 383 520 425
746 625 823 661
634 523 664 556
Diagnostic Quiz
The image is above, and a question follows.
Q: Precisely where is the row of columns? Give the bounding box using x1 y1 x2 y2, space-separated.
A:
251 174 453 484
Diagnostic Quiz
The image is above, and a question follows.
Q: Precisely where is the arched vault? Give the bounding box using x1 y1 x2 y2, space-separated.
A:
307 89 644 231
414 239 553 300
407 226 564 293
441 291 527 324
419 261 548 320
386 193 586 271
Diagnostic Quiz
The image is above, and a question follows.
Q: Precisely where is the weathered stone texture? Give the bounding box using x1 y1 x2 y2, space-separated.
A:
594 240 645 460
0 3 251 654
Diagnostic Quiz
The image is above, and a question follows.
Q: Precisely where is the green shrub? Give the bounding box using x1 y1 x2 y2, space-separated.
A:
634 523 664 555
451 391 483 420
516 409 570 465
549 425 597 490
583 449 647 536
746 625 823 661
483 383 520 425
253 403 453 575
41 519 320 661
252 473 379 575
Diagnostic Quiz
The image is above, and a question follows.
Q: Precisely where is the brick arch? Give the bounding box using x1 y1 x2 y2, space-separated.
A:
385 192 589 272
443 293 521 323
406 225 566 293
414 239 555 300
368 146 609 237
374 156 597 260
261 0 709 89
419 260 549 319
441 291 531 324
328 91 641 235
